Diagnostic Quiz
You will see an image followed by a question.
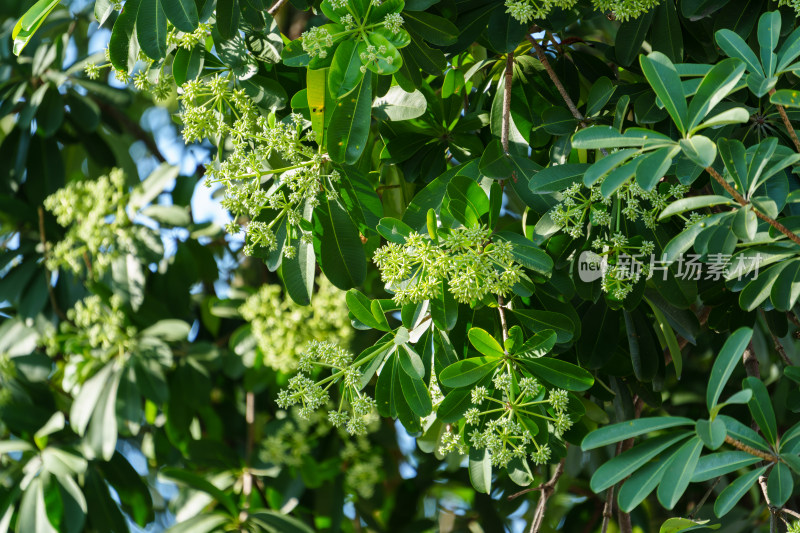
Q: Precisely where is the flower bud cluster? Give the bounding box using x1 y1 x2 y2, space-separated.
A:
592 0 662 21
239 277 352 372
44 169 138 277
590 233 655 300
301 26 334 58
504 0 578 23
373 225 525 305
277 341 377 436
440 358 574 470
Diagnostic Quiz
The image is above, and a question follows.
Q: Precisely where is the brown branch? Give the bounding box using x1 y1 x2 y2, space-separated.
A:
758 471 779 533
760 309 794 366
689 477 721 519
725 435 779 462
37 207 68 321
600 442 623 533
705 166 800 246
526 34 584 126
501 52 514 154
267 0 288 15
528 458 566 533
770 88 800 153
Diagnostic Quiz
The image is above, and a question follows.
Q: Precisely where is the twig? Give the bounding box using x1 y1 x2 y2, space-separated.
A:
600 442 623 533
498 297 510 343
705 166 800 246
240 390 256 522
526 34 585 126
760 309 794 366
37 207 68 321
725 435 779 462
689 477 721 519
743 341 760 378
758 471 778 533
528 459 566 533
501 52 514 154
770 88 800 153
267 0 288 15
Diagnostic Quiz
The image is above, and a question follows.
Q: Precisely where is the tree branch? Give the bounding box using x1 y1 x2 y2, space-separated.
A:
760 309 794 366
725 435 779 462
528 458 566 533
526 33 584 126
705 166 800 246
37 207 68 322
501 52 514 154
770 88 800 153
267 0 288 15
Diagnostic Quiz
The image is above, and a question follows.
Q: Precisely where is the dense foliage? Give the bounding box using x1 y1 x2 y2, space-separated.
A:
4 0 800 531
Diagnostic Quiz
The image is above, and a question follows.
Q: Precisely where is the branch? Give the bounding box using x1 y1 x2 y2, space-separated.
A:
759 471 779 533
526 34 584 126
600 442 623 533
725 435 779 463
92 97 167 164
528 458 566 533
770 88 800 153
498 297 510 343
267 0 288 15
501 52 514 154
705 166 800 247
760 309 794 366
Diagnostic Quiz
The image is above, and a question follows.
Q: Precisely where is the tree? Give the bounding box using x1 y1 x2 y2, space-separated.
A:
3 0 800 531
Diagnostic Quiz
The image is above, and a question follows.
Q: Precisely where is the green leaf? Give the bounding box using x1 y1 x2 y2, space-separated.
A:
468 447 493 494
249 510 314 533
600 159 638 198
714 466 768 517
659 195 734 219
312 197 366 290
327 70 373 164
636 146 680 191
586 77 616 117
740 261 788 311
328 40 365 100
657 436 703 509
518 357 594 391
541 106 578 135
439 357 502 388
140 319 191 341
659 518 720 533
696 107 750 130
16 477 57 533
398 367 432 417
281 237 316 306
691 451 761 482
590 432 692 492
346 290 391 331
767 462 793 507
404 11 458 46
398 344 425 379
640 52 689 133
108 0 141 71
583 149 639 187
84 366 122 461
495 232 553 275
162 0 198 32
529 163 590 194
649 0 683 63
687 58 746 132
479 139 512 179
160 468 239 516
695 418 726 450
468 328 505 357
512 309 574 344
706 327 753 411
215 0 239 40
582 417 695 450
770 89 800 108
614 10 654 66
679 136 716 168
715 29 763 76
719 414 772 452
777 25 800 73
772 260 800 311
12 0 61 56
137 0 168 60
618 455 670 512
372 86 426 121
742 376 778 446
757 11 780 77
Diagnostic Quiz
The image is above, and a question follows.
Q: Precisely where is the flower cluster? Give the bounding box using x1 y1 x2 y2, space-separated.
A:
179 75 337 255
552 181 688 240
239 277 352 372
458 368 572 468
504 0 578 23
592 0 662 21
276 341 377 435
590 233 655 300
373 225 525 305
44 169 138 277
167 22 212 50
301 26 334 58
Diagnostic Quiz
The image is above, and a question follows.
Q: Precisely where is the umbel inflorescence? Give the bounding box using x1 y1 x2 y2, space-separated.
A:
373 225 525 305
179 74 340 257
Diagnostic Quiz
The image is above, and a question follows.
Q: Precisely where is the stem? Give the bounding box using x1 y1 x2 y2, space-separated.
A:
267 0 288 15
501 52 514 154
724 435 779 462
705 166 800 246
600 442 622 533
240 390 255 522
526 34 584 126
760 309 794 366
770 88 800 153
498 297 509 343
689 477 721 519
528 458 566 533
